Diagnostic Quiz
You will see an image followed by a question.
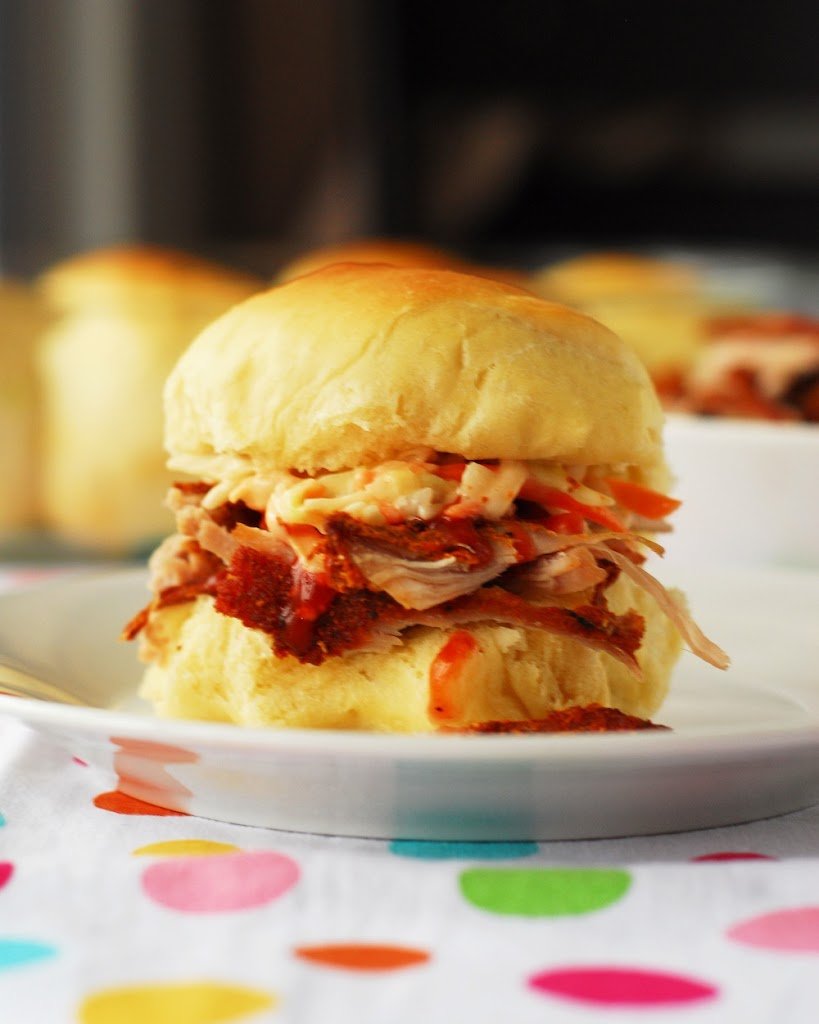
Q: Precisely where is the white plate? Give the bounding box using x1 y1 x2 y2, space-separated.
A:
0 567 817 841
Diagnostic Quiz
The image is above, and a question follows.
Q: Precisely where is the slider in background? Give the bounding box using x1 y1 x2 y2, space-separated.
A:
36 245 262 555
530 252 726 388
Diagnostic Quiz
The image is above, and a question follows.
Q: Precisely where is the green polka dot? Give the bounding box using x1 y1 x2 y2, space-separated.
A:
459 868 632 916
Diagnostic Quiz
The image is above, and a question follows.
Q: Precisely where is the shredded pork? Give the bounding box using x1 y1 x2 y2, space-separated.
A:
130 474 727 676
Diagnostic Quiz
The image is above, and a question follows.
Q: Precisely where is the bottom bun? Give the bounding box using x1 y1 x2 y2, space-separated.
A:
139 574 682 732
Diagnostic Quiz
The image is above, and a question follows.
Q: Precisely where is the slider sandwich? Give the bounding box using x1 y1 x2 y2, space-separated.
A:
125 264 727 732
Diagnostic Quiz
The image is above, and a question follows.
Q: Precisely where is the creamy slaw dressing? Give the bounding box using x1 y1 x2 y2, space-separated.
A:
168 453 623 531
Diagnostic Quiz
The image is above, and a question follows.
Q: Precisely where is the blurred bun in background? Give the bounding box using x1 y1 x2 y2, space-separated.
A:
36 245 262 553
0 281 50 535
532 252 700 306
531 252 722 382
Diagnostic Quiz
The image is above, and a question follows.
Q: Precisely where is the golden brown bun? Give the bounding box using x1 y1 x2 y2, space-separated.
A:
276 238 471 282
166 263 665 480
37 246 262 551
139 572 681 731
0 281 51 533
532 252 701 306
275 237 528 290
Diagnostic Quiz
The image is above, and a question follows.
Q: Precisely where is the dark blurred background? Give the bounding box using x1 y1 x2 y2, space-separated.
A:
1 0 817 275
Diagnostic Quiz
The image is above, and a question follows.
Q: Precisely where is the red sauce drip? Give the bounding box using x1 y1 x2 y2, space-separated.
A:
282 564 335 655
428 630 479 723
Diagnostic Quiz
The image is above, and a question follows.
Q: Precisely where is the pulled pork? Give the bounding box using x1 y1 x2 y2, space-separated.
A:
126 470 727 674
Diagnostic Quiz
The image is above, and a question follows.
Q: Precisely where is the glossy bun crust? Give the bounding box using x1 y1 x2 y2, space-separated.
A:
140 573 681 731
165 263 666 479
275 238 471 282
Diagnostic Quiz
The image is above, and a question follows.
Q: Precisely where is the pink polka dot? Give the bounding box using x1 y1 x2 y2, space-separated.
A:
528 966 719 1007
141 850 299 913
692 851 775 862
0 863 13 890
727 907 819 952
72 756 89 767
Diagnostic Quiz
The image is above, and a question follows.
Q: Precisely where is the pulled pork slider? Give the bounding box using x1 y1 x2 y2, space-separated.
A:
126 263 727 731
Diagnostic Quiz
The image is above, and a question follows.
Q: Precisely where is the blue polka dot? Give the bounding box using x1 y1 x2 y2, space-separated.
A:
0 813 5 827
0 940 56 971
390 840 538 860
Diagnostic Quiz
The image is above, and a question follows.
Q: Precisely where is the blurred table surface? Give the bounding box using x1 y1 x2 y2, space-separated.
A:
0 564 818 1023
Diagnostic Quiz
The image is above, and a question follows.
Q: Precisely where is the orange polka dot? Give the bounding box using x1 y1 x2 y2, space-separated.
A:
295 944 430 971
93 791 188 817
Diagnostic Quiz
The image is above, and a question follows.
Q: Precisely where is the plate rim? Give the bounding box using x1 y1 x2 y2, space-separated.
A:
2 692 819 765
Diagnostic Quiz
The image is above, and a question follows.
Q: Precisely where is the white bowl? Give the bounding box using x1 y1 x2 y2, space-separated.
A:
662 413 819 570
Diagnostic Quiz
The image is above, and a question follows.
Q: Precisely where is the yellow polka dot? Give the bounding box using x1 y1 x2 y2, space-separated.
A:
132 840 240 858
78 982 275 1024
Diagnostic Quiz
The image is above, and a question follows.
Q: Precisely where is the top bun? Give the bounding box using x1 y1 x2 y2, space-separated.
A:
165 263 665 478
40 244 262 316
276 238 470 282
533 252 700 306
276 237 529 290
